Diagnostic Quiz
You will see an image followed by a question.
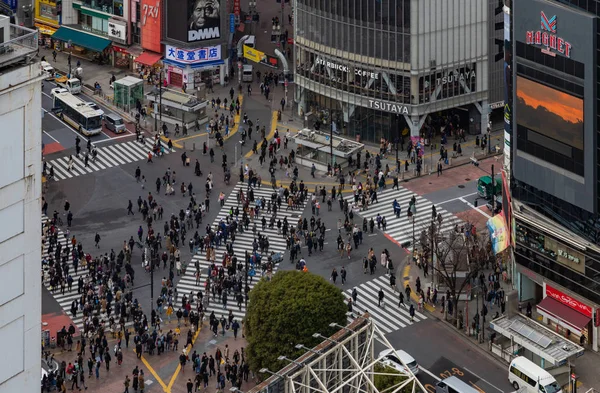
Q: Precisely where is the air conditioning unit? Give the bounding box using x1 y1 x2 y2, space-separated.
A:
0 15 9 44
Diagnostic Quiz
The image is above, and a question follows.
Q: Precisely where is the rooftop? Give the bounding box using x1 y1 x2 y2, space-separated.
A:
0 20 38 72
490 313 584 366
292 128 364 158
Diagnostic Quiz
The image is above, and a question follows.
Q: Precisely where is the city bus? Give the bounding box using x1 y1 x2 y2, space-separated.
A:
53 91 102 136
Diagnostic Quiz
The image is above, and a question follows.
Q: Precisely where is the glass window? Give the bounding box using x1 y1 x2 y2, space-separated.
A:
113 0 123 16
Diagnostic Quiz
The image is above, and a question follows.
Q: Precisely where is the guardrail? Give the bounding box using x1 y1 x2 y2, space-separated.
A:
0 25 38 68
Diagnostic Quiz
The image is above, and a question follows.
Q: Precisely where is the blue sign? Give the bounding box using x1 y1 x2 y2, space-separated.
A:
230 14 235 33
325 135 330 141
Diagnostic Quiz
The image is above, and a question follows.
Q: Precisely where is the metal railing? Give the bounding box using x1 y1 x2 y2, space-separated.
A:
0 25 38 68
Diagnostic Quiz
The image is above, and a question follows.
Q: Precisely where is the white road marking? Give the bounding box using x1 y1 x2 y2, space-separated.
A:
435 192 478 206
419 366 442 382
459 198 491 219
43 130 60 143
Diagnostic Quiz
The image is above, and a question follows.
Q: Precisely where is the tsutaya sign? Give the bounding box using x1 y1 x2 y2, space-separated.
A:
437 70 476 86
315 58 379 80
368 99 409 115
526 11 572 58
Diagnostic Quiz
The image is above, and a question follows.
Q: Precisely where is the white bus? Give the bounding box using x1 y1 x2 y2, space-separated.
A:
53 92 102 136
508 357 562 393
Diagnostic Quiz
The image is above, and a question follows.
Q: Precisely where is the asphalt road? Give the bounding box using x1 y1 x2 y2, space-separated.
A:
41 82 137 153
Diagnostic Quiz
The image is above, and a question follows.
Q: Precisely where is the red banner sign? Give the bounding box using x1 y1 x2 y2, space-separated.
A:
546 284 592 318
233 0 241 16
141 0 162 53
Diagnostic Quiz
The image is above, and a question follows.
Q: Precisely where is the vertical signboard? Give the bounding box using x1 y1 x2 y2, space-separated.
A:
141 0 161 53
503 1 512 180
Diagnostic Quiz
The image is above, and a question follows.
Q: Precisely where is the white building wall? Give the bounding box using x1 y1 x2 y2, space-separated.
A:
0 62 44 393
412 0 488 71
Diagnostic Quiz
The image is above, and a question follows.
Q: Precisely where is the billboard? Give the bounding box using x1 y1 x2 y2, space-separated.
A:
503 2 512 179
166 0 223 43
516 76 583 149
141 0 161 53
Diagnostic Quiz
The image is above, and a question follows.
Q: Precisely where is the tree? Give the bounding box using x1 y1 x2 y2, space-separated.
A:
374 364 408 393
418 213 491 330
245 270 347 374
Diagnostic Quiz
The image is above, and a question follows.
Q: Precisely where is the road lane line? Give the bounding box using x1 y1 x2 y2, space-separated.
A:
419 366 442 382
459 198 491 218
42 108 90 143
463 367 505 393
137 349 169 392
435 192 478 206
43 130 60 143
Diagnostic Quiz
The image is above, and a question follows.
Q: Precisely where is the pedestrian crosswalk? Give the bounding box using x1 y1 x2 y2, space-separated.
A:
174 182 307 320
46 138 174 181
346 186 463 249
344 275 427 333
41 215 133 333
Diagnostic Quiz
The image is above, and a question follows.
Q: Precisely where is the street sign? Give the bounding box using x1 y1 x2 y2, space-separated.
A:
237 61 242 69
230 14 235 33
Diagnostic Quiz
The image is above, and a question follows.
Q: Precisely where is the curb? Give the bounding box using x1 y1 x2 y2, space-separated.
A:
402 263 510 370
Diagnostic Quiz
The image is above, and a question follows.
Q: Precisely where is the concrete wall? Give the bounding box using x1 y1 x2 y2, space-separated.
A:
0 62 44 392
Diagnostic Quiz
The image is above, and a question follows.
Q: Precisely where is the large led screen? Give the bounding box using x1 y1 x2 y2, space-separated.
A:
516 76 583 150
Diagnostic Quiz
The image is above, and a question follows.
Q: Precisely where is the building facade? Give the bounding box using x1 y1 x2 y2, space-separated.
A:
161 0 229 87
509 0 600 351
0 18 43 392
293 0 491 143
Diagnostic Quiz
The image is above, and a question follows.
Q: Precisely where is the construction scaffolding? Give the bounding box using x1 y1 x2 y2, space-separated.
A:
247 315 428 393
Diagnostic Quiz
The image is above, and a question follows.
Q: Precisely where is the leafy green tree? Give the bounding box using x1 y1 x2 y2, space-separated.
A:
374 363 407 393
245 270 347 374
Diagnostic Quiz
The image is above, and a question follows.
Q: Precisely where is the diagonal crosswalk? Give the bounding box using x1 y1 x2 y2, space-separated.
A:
174 182 307 320
41 215 133 332
46 138 174 181
346 186 463 249
344 275 427 333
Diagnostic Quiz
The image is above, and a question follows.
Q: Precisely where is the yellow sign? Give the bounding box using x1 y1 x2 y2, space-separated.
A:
34 22 57 35
243 45 266 64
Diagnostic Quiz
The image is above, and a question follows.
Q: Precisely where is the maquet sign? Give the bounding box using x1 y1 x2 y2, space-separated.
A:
526 11 572 58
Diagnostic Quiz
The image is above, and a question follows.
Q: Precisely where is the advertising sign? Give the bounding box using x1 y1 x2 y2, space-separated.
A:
545 284 592 317
165 44 221 64
233 0 240 16
108 21 126 41
526 11 572 58
243 45 279 68
187 0 221 42
141 0 161 52
503 3 512 178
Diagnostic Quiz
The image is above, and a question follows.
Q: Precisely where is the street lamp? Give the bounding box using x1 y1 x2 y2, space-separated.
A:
329 322 353 332
67 39 72 78
295 343 321 354
154 69 164 134
277 355 303 366
312 332 339 344
260 368 283 377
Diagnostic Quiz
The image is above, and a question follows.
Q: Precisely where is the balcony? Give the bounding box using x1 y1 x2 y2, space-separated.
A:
0 24 39 70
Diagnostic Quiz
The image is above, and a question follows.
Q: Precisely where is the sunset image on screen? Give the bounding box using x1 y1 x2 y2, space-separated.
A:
516 76 584 149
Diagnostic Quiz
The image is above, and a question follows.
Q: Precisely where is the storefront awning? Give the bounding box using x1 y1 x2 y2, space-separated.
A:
52 27 111 53
34 22 57 36
135 51 162 66
537 297 591 332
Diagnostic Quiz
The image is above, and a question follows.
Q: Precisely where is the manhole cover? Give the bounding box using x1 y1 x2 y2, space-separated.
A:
458 185 465 188
429 182 432 184
465 178 471 181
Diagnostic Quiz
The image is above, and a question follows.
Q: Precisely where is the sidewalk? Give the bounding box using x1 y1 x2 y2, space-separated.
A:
404 236 600 392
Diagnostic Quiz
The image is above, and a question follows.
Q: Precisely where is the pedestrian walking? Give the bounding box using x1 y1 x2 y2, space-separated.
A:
378 288 385 307
409 304 415 322
94 233 101 248
330 268 338 284
124 375 130 393
352 287 358 304
340 266 347 285
398 291 405 307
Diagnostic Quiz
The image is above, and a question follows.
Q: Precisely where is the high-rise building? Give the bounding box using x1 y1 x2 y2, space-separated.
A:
0 15 44 390
293 0 500 143
508 0 600 351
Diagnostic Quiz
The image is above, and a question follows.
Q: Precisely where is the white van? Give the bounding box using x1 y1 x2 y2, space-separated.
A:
435 376 480 393
508 357 562 393
378 349 419 376
40 61 55 80
242 64 253 82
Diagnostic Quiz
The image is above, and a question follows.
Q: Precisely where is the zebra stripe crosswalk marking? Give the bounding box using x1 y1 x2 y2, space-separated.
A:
174 182 307 320
41 215 134 332
346 186 463 249
47 138 174 181
344 275 427 333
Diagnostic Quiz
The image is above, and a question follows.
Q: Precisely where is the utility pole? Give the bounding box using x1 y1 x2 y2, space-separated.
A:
330 122 334 171
490 164 495 215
